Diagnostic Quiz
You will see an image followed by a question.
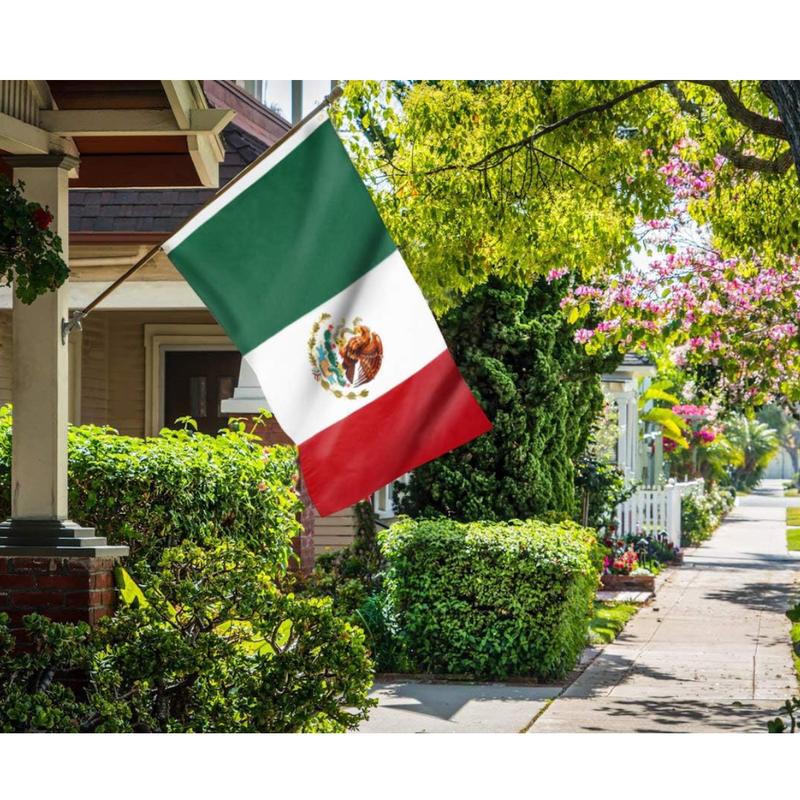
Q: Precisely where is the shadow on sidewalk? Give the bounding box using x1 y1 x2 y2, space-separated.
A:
571 698 778 733
704 580 799 613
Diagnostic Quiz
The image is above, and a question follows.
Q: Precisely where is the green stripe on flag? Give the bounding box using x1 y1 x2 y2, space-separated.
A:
167 119 397 353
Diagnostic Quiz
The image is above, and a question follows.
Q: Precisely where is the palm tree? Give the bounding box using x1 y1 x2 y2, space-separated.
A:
726 415 780 491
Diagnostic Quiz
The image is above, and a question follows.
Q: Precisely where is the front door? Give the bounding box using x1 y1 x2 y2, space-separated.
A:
163 350 242 434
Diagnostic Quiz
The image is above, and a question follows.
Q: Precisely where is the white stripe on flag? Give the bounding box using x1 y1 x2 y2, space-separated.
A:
244 249 447 444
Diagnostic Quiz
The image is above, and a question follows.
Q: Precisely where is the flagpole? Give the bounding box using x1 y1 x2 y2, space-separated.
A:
62 83 344 342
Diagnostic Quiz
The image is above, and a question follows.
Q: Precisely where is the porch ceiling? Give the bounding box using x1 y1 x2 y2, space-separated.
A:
0 80 232 189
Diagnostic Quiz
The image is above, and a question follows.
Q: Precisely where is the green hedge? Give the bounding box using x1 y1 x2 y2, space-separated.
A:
380 518 601 680
0 407 302 569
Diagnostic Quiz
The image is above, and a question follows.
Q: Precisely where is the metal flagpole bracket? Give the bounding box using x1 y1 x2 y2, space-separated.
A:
61 309 85 344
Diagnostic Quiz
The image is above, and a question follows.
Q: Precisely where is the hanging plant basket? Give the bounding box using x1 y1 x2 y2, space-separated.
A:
0 175 69 303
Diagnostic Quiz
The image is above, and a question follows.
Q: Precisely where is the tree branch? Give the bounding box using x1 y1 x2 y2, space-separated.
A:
690 80 787 140
718 145 794 175
422 80 665 176
666 81 703 118
404 80 795 184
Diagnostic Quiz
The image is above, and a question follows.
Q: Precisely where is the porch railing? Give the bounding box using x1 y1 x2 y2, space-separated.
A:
615 479 704 548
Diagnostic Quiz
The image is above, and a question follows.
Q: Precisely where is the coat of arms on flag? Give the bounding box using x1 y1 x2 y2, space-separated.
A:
308 314 383 398
162 100 491 516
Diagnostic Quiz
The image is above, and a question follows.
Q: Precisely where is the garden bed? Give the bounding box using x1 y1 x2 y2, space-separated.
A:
600 573 655 592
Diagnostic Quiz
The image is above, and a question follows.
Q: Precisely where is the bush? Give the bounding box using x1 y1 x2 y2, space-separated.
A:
301 502 407 670
380 517 601 680
0 543 375 732
397 276 620 522
726 414 779 491
574 454 632 529
304 501 383 616
681 485 735 546
0 407 302 569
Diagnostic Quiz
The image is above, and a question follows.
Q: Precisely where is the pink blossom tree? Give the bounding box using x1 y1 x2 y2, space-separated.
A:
560 142 800 408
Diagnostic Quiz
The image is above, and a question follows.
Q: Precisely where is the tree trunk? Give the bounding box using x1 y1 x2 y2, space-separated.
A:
764 81 800 183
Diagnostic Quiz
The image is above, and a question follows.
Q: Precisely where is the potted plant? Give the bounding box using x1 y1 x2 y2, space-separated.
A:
0 175 69 303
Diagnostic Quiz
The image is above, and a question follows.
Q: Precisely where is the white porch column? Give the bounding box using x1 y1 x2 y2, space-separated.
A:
10 157 72 520
0 154 126 557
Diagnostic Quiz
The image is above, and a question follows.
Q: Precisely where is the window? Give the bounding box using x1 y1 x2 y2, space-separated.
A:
373 474 409 519
234 80 268 105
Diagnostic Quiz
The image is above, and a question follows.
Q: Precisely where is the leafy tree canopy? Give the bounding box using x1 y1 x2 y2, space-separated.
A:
335 81 800 313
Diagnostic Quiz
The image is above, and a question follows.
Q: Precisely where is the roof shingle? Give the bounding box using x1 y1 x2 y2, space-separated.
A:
69 123 272 235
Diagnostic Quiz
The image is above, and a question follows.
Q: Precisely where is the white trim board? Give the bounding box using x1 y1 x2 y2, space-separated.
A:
0 281 206 310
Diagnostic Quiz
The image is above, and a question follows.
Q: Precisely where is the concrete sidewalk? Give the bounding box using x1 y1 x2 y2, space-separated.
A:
355 681 560 733
531 481 800 733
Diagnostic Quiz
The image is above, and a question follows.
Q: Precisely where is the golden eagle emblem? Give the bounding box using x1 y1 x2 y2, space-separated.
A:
308 313 384 399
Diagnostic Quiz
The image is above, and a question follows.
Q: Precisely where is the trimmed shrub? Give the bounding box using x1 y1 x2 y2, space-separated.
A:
0 543 375 732
380 518 601 680
0 407 302 569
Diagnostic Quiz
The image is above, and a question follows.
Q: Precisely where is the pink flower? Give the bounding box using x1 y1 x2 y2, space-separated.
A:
595 319 619 333
574 329 594 344
768 323 798 341
546 267 569 283
673 404 709 419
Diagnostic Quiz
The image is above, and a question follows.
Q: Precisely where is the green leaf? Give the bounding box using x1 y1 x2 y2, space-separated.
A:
640 387 681 405
114 566 149 609
642 406 690 431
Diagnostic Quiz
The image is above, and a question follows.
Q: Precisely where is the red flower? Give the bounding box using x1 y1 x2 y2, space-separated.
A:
32 207 53 230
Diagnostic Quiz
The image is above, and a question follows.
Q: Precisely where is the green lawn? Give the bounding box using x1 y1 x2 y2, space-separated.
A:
588 602 638 645
788 508 800 527
786 488 799 498
788 528 800 551
786 603 800 682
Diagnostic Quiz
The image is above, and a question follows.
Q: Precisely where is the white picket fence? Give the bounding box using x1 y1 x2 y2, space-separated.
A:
615 479 704 548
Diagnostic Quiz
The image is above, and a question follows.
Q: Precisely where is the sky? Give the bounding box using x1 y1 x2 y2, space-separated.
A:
263 80 334 122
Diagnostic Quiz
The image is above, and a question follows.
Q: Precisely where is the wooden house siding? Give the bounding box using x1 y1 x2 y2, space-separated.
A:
80 315 109 425
313 506 358 556
82 309 216 437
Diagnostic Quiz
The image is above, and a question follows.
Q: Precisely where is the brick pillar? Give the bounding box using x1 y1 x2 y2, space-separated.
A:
0 556 117 644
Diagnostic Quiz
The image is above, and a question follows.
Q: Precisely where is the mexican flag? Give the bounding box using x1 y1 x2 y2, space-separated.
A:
163 109 490 515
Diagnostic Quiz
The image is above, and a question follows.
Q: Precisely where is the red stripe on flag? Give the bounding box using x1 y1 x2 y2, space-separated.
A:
299 350 491 516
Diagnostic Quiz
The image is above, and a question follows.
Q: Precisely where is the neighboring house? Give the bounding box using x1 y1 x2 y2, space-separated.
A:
601 353 702 546
601 352 661 486
0 80 355 570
